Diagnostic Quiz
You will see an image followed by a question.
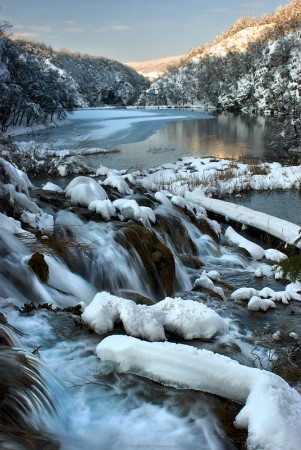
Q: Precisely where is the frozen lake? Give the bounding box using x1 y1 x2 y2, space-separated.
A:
15 108 281 170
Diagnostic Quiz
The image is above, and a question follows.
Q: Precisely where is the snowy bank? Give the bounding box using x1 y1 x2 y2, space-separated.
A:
97 335 301 450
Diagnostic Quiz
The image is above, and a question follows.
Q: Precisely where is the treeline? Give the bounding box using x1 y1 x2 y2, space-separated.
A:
187 0 301 60
0 24 147 133
53 50 147 107
140 29 301 114
0 29 79 132
140 0 301 116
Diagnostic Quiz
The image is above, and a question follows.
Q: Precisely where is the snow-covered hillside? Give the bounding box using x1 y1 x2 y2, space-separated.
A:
126 54 184 80
190 24 272 60
139 0 301 119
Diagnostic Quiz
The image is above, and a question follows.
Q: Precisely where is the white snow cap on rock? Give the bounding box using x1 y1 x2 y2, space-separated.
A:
21 211 54 235
81 292 228 341
97 335 301 450
102 174 133 195
42 182 64 193
224 226 265 260
113 199 156 227
193 270 224 299
231 287 258 301
65 176 108 206
248 296 276 312
88 199 116 221
231 284 301 307
264 248 287 262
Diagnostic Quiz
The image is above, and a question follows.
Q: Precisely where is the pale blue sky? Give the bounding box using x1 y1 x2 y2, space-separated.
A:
1 0 285 62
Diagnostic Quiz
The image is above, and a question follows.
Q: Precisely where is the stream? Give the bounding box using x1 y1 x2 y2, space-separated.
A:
1 168 301 449
2 109 301 449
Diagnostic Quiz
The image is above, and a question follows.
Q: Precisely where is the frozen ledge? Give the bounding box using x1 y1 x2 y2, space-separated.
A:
97 335 301 450
185 191 301 248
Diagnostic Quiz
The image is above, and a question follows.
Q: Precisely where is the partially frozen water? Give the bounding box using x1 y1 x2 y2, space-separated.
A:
14 108 280 171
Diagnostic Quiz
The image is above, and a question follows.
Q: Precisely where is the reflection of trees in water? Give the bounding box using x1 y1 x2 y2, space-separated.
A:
157 113 271 159
264 115 301 154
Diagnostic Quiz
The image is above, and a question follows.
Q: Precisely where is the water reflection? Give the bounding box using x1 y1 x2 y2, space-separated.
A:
115 112 278 169
225 190 301 226
14 109 282 171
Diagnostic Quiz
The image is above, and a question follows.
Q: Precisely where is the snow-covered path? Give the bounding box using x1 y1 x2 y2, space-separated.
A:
186 192 301 247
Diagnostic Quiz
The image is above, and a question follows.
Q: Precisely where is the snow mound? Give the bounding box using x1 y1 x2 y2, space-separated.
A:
97 335 301 450
113 199 156 227
231 284 301 307
231 287 258 301
102 175 133 195
81 292 228 341
21 211 54 235
42 182 64 193
0 213 30 235
154 191 172 206
0 158 32 194
171 195 206 219
248 296 276 312
65 176 108 206
224 226 265 260
264 248 287 262
88 199 116 221
193 270 224 299
0 159 54 235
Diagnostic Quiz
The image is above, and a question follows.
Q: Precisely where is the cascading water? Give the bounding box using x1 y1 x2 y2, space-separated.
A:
1 157 300 449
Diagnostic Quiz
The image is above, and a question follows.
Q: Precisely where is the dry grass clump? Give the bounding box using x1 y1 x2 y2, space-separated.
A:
248 164 270 176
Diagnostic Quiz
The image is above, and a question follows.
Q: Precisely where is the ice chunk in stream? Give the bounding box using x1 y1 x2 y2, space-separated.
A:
42 182 64 192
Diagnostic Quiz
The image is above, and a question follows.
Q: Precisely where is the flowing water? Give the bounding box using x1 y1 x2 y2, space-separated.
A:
3 109 301 448
1 177 301 449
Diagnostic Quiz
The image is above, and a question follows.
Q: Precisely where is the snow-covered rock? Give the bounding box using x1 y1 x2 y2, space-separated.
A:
224 226 265 260
65 176 108 206
248 296 276 312
81 292 228 341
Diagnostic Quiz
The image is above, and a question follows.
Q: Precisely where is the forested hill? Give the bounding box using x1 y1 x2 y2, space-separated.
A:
0 33 148 133
138 0 301 117
53 49 148 107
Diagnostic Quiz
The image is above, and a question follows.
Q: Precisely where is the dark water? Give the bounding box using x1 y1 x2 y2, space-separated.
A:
226 190 301 227
14 109 286 171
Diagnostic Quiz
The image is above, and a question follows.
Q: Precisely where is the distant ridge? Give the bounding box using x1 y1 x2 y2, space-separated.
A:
126 55 184 80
